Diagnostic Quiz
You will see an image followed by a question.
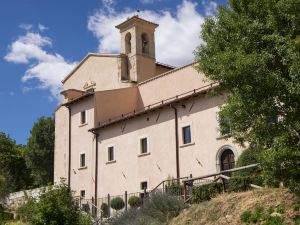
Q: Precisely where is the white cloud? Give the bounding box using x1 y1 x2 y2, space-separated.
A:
4 32 77 100
38 23 48 32
88 0 207 67
19 23 33 31
202 1 218 16
140 0 155 4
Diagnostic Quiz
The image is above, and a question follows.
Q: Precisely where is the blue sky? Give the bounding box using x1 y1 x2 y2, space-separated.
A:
0 0 227 144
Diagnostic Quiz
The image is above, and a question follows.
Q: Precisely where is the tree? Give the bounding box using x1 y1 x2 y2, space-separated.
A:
0 132 32 193
19 183 92 225
195 0 300 191
26 117 55 186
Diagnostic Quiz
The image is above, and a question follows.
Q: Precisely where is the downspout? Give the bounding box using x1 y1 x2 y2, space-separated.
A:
67 106 72 187
170 104 180 179
94 133 99 207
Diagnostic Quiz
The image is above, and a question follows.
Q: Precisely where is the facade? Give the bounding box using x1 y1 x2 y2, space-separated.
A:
54 16 243 203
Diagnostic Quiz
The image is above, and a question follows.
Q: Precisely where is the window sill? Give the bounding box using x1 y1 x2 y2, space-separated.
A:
79 123 88 127
106 160 116 165
78 166 87 170
216 134 232 140
138 152 151 157
180 142 195 148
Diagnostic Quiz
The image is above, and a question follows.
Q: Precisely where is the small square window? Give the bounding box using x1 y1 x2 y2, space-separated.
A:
140 138 148 154
182 126 191 144
80 111 86 124
219 117 231 136
80 190 85 198
108 146 114 161
80 154 86 167
140 181 148 191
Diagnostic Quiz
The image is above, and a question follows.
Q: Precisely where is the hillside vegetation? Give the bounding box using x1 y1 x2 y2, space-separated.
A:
169 188 300 225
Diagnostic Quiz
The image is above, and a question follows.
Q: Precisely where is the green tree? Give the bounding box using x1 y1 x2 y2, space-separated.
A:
0 175 8 201
195 0 300 191
0 132 32 193
26 117 55 186
19 183 92 225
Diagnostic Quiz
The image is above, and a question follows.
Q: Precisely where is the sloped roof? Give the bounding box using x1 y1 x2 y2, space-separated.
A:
115 15 158 30
61 53 122 84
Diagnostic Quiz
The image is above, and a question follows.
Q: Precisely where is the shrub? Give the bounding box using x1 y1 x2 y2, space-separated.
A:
18 183 92 225
101 203 109 218
110 197 125 211
108 193 185 225
228 176 252 192
241 210 252 222
0 205 14 224
241 207 286 225
235 147 261 175
128 196 143 208
167 182 182 196
192 182 223 203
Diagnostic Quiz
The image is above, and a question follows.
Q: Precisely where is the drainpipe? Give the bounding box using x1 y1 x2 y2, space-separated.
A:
94 133 99 207
170 104 180 179
67 106 72 187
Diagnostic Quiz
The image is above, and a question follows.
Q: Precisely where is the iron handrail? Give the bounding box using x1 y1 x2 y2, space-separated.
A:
150 176 189 193
182 163 259 183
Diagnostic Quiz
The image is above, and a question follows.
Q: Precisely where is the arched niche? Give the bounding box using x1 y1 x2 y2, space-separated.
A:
125 32 132 54
141 33 149 54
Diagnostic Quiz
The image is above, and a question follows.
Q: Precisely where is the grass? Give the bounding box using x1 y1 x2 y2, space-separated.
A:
4 221 27 225
168 188 300 225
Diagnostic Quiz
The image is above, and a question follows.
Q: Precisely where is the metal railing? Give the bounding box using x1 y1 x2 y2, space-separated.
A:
150 176 189 194
77 163 260 222
182 163 260 202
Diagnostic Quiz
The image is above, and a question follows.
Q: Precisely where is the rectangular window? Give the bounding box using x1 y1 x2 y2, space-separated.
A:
182 126 191 144
140 138 148 154
140 181 149 199
140 181 148 191
80 190 85 198
219 117 231 136
80 111 86 124
108 146 114 161
80 154 86 167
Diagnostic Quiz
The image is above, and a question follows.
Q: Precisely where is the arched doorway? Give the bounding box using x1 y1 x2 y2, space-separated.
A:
220 149 235 171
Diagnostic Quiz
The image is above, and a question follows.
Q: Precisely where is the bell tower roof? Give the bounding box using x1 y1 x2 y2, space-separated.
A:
115 15 158 31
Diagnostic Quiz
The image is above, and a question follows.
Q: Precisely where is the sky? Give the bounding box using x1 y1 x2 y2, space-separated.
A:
0 0 227 144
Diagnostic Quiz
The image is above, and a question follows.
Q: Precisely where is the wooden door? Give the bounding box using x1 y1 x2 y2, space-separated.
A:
220 149 235 172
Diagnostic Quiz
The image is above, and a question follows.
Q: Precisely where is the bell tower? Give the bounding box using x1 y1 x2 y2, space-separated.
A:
116 16 158 82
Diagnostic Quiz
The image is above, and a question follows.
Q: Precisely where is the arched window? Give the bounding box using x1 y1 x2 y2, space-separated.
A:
125 32 131 54
141 33 149 54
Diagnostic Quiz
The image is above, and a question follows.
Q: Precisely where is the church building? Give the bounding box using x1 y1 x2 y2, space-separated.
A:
54 16 242 205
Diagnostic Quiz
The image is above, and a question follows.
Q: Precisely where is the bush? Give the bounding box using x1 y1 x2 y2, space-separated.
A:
128 196 143 208
234 146 264 187
235 147 260 176
108 193 185 225
101 203 109 218
110 197 125 211
241 207 286 225
18 183 92 225
192 182 223 203
228 176 252 192
167 182 182 196
0 205 14 224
